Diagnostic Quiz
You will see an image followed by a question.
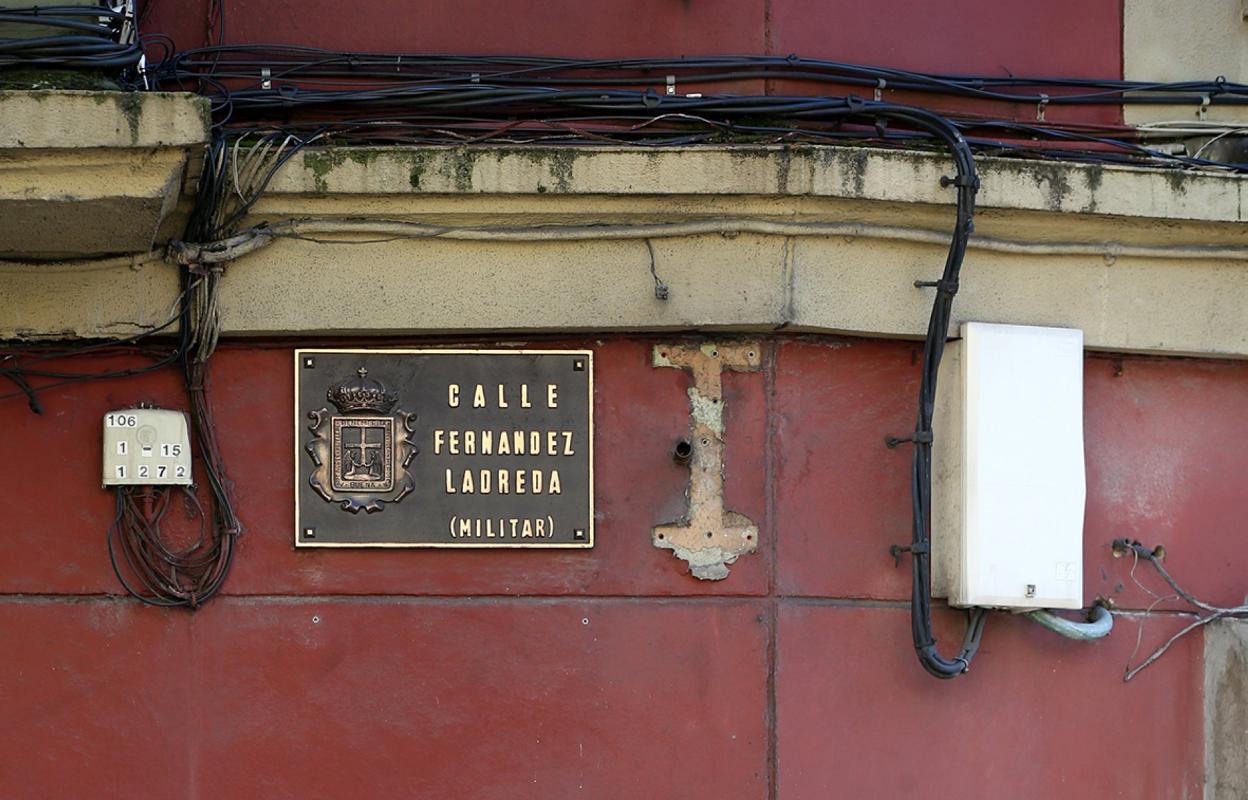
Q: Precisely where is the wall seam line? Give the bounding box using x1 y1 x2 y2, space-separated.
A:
764 338 780 800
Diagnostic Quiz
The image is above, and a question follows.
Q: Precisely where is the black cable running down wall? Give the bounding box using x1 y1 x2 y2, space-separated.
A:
869 104 987 678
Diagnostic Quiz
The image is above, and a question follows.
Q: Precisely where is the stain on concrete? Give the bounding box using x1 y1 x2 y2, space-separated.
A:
1208 621 1248 800
118 92 143 144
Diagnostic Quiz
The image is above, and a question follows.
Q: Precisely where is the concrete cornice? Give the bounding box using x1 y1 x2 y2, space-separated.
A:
0 90 210 149
3 130 1248 358
0 91 208 257
268 144 1247 227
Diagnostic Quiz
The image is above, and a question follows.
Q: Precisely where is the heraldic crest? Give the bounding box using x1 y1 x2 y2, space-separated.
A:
307 367 418 513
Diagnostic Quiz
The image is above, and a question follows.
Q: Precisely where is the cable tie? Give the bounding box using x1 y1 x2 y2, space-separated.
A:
884 431 933 448
913 278 959 295
940 174 979 190
889 542 930 567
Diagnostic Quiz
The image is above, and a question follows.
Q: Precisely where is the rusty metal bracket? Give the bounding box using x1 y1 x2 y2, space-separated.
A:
652 342 762 580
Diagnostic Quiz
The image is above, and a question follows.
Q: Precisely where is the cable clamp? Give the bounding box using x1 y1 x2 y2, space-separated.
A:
666 75 676 96
470 72 480 84
940 174 979 190
1036 93 1049 122
874 78 886 102
889 541 930 567
1198 94 1211 121
913 277 959 295
260 67 271 90
885 430 933 449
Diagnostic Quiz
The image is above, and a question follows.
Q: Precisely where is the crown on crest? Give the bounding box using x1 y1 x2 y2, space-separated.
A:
327 367 397 414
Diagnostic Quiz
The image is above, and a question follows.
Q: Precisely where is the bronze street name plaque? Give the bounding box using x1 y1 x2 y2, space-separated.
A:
294 349 593 547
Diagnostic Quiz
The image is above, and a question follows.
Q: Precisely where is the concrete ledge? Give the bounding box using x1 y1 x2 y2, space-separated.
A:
3 143 1248 359
0 91 210 149
0 91 209 257
270 144 1248 225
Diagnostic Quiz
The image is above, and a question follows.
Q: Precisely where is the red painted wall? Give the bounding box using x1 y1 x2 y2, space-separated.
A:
2 335 1235 797
142 0 1123 124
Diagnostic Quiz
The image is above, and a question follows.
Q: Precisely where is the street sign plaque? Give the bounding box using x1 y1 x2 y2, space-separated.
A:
295 349 593 548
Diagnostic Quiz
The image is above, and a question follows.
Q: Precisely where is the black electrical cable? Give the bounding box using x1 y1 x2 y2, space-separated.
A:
0 293 186 408
141 65 1246 171
155 47 1248 108
0 4 141 70
101 260 241 608
861 103 989 678
107 484 233 607
139 39 1248 173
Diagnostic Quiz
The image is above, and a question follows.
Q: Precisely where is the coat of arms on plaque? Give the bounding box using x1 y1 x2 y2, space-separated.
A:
306 367 418 513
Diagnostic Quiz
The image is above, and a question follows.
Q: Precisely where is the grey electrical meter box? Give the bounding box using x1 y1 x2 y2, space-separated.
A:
101 408 194 486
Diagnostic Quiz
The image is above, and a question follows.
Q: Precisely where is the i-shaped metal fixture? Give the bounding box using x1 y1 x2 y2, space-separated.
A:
652 342 762 580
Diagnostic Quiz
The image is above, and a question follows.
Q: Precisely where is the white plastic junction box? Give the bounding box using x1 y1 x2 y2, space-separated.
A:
931 322 1086 610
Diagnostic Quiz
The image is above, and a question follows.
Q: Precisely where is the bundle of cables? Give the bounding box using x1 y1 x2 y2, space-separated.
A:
0 2 141 71
107 482 232 608
148 45 1248 173
97 256 240 609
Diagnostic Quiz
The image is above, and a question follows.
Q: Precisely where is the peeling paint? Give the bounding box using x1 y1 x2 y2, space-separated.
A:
687 387 724 435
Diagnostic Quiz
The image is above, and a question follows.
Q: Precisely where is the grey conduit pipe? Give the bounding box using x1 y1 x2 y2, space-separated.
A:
1026 605 1114 640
